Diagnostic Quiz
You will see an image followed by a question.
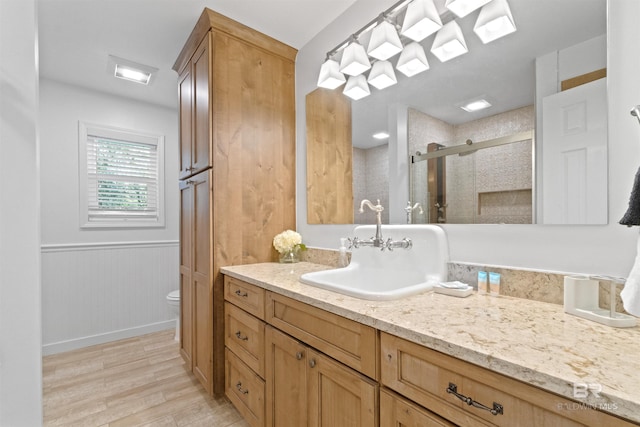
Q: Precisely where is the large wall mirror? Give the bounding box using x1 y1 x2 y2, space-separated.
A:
306 0 607 225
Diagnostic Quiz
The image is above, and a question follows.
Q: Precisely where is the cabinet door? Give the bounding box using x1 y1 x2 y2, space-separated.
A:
308 348 378 427
178 66 193 180
191 34 211 176
191 170 213 393
179 179 194 367
265 326 307 427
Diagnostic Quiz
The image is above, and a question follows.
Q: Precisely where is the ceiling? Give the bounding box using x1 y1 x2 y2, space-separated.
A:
37 0 358 109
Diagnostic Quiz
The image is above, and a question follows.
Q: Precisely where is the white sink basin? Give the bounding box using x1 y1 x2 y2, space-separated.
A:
300 225 449 300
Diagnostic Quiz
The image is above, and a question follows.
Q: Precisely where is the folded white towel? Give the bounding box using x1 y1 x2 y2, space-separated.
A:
621 231 640 317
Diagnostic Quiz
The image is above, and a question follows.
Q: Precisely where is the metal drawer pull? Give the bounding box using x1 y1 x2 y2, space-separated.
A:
296 351 304 360
235 331 248 341
236 382 249 395
446 383 503 416
309 358 316 368
234 289 248 297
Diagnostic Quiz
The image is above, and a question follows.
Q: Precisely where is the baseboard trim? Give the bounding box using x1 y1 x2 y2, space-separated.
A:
42 320 176 356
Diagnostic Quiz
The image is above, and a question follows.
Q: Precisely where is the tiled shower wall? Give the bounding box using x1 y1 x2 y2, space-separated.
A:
353 144 389 224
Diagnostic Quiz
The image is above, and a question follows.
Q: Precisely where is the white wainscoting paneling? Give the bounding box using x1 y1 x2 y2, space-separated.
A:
41 241 179 355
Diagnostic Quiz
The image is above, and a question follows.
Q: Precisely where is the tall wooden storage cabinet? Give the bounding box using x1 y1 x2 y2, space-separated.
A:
174 8 297 396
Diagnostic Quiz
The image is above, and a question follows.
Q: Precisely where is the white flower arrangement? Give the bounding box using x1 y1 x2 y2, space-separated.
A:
273 229 306 254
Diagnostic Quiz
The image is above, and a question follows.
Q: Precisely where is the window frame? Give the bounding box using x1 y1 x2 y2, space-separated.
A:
78 121 165 229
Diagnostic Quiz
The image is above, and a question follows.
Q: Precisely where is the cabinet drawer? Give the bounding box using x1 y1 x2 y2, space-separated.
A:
266 292 378 380
226 348 265 427
224 276 265 320
225 302 265 378
380 388 456 427
380 332 635 427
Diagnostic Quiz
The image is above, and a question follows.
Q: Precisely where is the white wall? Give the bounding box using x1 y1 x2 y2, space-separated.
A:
0 0 43 424
296 0 640 279
39 79 180 354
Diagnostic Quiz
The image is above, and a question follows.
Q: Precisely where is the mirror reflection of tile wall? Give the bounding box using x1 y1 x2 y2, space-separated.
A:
410 106 534 224
353 145 389 224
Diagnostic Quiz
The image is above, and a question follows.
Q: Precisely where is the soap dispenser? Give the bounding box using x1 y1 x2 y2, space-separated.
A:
338 238 349 268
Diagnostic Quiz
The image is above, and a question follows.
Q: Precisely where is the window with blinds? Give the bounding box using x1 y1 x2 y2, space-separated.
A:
79 122 165 228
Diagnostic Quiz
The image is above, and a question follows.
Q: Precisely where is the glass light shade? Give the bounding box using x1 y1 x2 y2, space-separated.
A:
430 21 468 62
339 41 371 76
343 75 371 100
317 58 346 89
367 21 403 60
396 42 429 77
445 0 492 18
400 0 443 42
367 60 397 90
474 0 516 43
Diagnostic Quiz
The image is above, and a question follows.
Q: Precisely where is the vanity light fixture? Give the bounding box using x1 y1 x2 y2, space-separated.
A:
343 75 371 100
430 21 468 62
367 19 403 60
109 55 157 85
460 98 492 112
339 38 371 76
396 42 429 77
368 60 398 90
316 0 516 98
400 0 442 42
317 58 346 89
445 0 492 18
474 0 516 44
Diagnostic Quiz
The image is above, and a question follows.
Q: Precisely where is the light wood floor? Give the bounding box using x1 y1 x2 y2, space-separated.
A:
43 329 249 427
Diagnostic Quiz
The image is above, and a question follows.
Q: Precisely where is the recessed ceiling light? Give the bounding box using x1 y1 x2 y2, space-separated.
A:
461 99 492 112
373 132 390 139
108 55 158 85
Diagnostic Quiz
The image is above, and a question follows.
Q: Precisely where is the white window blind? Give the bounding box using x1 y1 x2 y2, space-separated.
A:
79 122 165 228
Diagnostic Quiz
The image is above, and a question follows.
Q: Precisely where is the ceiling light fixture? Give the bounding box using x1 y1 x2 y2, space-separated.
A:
343 75 371 100
373 132 390 139
430 21 468 62
339 38 371 76
368 60 398 90
445 0 492 18
400 0 442 42
109 55 157 85
461 99 492 112
474 0 516 44
317 58 346 89
367 19 403 60
396 42 429 77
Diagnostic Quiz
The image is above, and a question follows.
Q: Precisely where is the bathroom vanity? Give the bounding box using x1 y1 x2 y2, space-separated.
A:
221 262 640 427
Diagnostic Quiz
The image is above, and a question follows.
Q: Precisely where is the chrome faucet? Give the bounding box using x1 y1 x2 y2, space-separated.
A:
405 201 423 224
349 199 412 251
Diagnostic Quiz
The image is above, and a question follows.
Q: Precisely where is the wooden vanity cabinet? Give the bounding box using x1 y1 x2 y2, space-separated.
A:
380 332 637 427
265 326 378 427
175 8 296 396
380 388 456 427
224 276 378 427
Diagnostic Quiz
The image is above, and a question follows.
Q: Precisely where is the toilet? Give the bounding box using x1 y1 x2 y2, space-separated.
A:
166 290 180 341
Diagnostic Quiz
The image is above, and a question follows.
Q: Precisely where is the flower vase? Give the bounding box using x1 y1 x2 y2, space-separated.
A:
279 247 300 263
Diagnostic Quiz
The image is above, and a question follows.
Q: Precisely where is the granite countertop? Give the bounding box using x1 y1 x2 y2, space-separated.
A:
220 262 640 423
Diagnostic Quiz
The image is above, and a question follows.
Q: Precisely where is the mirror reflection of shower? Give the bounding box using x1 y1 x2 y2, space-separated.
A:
409 106 535 225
